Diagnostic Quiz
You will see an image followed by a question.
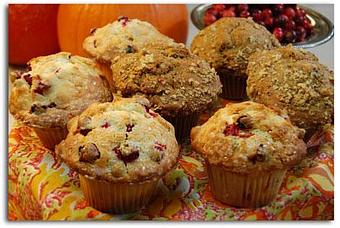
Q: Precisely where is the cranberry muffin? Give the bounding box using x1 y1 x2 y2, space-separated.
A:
191 17 280 100
83 17 176 89
111 42 222 141
9 52 112 149
191 101 306 208
56 97 179 213
247 45 334 137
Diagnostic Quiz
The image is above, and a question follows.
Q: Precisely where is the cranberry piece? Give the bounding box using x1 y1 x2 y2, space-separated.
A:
274 14 289 27
222 9 236 17
154 143 167 151
285 20 296 30
23 74 32 86
283 30 297 43
101 122 110 128
272 4 284 15
34 81 51 95
295 8 306 18
237 4 249 13
262 9 272 18
273 27 284 41
295 26 307 42
251 10 263 22
206 8 220 17
118 16 129 26
225 5 236 12
79 143 100 163
126 124 134 132
79 128 92 136
224 124 239 136
302 18 312 30
212 4 225 12
264 17 274 28
284 7 296 19
239 10 250 18
114 147 139 164
204 13 217 26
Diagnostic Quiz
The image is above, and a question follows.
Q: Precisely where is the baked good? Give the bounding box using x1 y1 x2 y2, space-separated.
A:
191 17 280 100
246 45 334 135
56 97 179 213
9 52 113 149
83 17 175 89
191 101 306 208
111 42 222 141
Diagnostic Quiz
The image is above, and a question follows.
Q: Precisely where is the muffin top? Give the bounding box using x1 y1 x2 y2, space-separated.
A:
9 52 113 128
56 97 179 183
191 101 306 173
83 17 175 63
190 17 280 75
246 45 334 129
111 42 222 117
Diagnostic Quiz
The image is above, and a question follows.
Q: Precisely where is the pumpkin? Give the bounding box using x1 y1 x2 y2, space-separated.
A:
57 4 188 56
9 4 60 65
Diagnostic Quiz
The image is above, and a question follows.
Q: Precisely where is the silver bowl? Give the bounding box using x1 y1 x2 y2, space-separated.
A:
191 4 334 48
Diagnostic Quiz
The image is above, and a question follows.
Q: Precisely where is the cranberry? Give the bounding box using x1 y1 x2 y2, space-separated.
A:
262 9 272 18
251 9 263 22
101 122 110 128
23 74 32 86
284 7 296 19
283 30 297 43
79 128 92 136
295 15 305 25
285 20 296 30
225 5 236 12
154 143 167 151
274 14 289 27
224 124 239 136
212 4 226 12
204 13 217 26
295 26 307 42
264 17 274 28
273 27 284 42
222 9 236 17
295 8 306 17
126 124 134 132
272 4 285 15
206 8 219 17
118 16 129 26
302 18 312 30
34 81 51 95
114 147 139 164
239 10 250 18
237 4 249 13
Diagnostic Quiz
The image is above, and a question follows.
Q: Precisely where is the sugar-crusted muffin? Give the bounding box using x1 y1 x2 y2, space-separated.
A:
9 52 113 149
56 97 179 213
83 17 176 88
111 42 222 141
191 101 306 208
246 45 334 134
191 17 280 100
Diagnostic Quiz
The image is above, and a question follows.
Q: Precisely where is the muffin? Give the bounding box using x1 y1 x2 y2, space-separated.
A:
83 17 175 89
9 52 113 150
111 42 222 141
191 101 306 208
246 45 334 137
191 17 280 100
56 97 179 213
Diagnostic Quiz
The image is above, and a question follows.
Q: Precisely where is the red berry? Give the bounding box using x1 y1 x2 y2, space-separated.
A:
284 7 296 18
252 10 263 22
272 4 284 15
295 26 307 42
126 124 134 132
212 4 226 12
302 18 312 30
284 30 297 43
237 4 249 13
273 27 284 42
295 15 305 25
239 10 250 18
285 20 296 30
274 14 289 27
222 9 236 17
34 81 51 95
262 9 272 18
204 13 217 26
206 8 219 16
23 74 32 86
295 8 306 18
225 5 236 12
101 122 110 128
264 17 274 27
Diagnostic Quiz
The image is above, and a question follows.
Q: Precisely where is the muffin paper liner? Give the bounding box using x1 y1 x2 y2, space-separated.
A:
165 112 199 143
32 126 68 151
207 163 287 208
79 175 159 214
218 69 248 100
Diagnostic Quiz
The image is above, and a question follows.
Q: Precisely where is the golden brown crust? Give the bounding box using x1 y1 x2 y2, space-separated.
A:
56 97 179 183
246 45 334 130
191 101 306 174
9 52 113 128
111 42 222 117
190 17 281 75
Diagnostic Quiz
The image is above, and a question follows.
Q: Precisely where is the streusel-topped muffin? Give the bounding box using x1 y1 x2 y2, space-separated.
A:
191 17 280 100
56 97 179 212
191 101 306 207
246 45 334 132
9 52 112 149
111 42 222 141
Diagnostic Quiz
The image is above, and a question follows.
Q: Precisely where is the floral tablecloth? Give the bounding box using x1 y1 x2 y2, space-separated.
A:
8 102 334 221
